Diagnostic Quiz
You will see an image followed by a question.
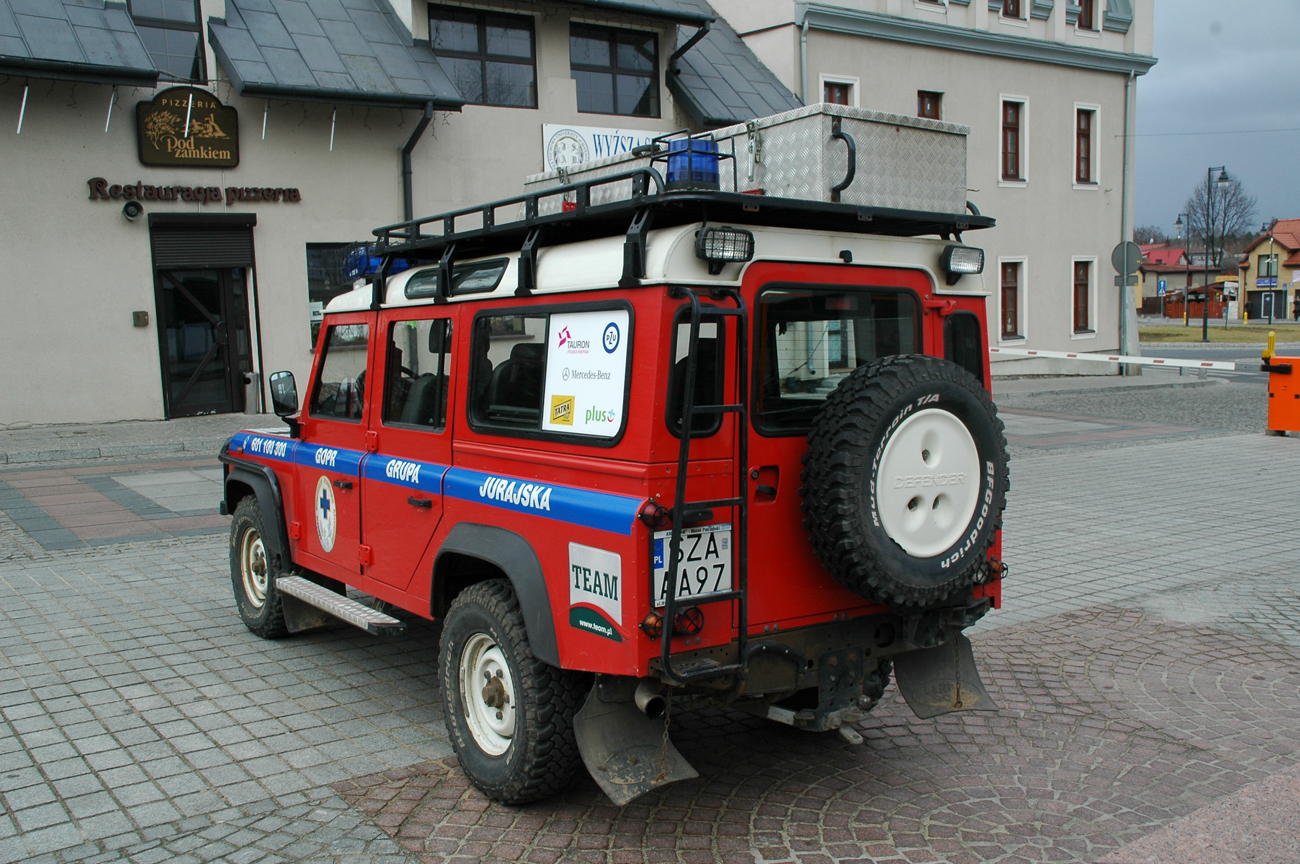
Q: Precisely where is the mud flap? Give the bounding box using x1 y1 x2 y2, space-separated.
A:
892 634 997 720
573 681 698 806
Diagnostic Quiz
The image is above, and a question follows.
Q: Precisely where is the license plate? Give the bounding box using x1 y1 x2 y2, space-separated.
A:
652 525 732 608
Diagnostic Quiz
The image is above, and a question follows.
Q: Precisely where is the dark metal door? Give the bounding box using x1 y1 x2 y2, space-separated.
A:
155 268 252 417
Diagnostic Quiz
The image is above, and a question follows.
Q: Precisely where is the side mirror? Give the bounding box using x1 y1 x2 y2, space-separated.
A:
269 371 299 417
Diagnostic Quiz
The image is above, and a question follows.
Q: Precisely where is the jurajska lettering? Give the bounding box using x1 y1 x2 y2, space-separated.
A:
87 178 301 206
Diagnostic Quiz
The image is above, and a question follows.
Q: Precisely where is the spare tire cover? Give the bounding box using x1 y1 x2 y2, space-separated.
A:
800 355 1009 608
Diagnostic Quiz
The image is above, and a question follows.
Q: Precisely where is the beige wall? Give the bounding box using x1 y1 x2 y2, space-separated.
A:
0 5 692 425
801 31 1129 353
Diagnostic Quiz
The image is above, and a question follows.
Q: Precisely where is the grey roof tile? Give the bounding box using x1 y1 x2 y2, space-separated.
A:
292 32 344 72
0 33 25 53
242 8 295 48
77 21 150 67
277 0 326 36
0 2 21 38
15 13 84 60
210 0 461 107
303 0 349 22
9 0 60 17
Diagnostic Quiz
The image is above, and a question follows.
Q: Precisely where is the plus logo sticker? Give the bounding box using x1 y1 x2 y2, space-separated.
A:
315 475 337 553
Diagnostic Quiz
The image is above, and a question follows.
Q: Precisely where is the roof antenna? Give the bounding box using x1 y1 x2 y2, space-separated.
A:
16 81 27 134
104 85 117 133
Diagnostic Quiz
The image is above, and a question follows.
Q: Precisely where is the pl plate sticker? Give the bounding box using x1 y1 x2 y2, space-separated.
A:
542 310 629 437
315 475 337 553
568 543 622 641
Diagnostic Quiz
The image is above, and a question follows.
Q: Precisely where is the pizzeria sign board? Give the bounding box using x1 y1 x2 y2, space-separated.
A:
137 87 239 169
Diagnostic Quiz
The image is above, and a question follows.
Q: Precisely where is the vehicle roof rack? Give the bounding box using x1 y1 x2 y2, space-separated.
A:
370 167 994 301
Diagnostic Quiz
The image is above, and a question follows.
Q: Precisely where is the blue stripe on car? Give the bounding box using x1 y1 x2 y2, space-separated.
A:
444 468 642 536
295 443 365 475
229 432 296 463
362 456 447 495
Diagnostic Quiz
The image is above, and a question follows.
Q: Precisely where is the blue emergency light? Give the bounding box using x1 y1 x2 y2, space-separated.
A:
666 138 719 190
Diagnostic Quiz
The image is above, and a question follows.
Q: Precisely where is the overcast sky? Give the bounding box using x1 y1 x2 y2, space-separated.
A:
1135 0 1300 236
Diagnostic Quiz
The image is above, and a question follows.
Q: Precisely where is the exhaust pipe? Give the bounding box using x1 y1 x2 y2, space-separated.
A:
634 680 666 719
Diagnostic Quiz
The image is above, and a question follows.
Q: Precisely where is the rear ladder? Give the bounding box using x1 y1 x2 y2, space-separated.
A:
660 286 749 685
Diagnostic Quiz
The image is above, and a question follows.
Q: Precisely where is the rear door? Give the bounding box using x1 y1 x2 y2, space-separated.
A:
295 313 374 580
745 263 928 626
361 309 457 592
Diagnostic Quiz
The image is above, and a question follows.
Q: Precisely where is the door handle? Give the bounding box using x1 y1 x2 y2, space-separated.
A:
755 484 777 497
408 497 432 508
333 480 353 490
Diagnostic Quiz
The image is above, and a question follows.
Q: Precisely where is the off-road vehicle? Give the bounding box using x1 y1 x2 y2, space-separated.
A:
221 105 1009 805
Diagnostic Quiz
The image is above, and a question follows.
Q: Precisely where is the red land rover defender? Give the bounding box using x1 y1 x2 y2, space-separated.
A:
220 141 1008 805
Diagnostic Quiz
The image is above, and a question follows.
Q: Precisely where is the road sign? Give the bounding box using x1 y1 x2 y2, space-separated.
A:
1157 279 1167 296
1111 241 1142 275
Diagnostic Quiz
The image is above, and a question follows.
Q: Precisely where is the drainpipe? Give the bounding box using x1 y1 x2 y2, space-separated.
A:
401 102 434 222
1119 70 1137 372
800 20 809 104
669 20 712 75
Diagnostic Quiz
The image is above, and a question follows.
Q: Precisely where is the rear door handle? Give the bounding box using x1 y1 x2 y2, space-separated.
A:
333 480 353 490
407 497 432 508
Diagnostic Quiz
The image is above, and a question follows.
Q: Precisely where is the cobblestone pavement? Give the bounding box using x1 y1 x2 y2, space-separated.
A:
1 397 1298 862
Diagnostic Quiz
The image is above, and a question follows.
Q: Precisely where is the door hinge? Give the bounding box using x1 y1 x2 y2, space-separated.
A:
923 298 958 316
288 520 301 540
359 545 373 566
365 431 379 452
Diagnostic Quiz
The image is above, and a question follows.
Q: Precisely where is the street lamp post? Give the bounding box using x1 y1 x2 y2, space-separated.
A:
1175 212 1191 326
1202 166 1231 343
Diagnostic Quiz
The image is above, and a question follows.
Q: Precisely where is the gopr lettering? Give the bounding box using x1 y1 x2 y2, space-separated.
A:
385 459 421 484
477 476 552 511
314 448 338 467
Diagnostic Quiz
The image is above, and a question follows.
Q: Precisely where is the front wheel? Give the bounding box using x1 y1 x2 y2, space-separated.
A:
229 497 288 638
440 580 587 804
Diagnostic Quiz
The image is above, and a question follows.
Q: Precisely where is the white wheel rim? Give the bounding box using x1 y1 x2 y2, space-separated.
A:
459 632 516 757
240 528 268 608
876 408 981 558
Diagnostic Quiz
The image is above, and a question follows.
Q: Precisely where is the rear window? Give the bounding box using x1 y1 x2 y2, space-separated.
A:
666 307 726 438
754 287 919 435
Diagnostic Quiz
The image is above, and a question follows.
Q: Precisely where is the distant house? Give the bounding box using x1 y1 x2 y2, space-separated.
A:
1239 219 1300 321
1136 243 1226 316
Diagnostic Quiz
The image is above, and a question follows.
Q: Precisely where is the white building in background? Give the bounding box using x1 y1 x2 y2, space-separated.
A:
710 0 1156 370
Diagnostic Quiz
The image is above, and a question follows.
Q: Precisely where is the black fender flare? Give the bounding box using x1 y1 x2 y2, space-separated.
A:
432 523 560 667
219 450 291 573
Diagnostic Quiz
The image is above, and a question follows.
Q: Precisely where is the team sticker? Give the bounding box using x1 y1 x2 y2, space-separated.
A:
315 475 337 553
568 543 622 642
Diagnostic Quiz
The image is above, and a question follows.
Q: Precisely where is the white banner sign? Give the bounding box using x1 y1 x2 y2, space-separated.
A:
542 310 629 437
542 124 657 172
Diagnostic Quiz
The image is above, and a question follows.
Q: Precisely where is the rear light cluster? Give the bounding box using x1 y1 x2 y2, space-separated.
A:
640 606 704 640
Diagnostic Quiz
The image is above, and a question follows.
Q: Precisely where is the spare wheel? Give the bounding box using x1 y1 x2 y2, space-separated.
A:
800 355 1008 608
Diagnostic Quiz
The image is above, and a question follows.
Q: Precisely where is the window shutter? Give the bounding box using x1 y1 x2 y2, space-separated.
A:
151 228 254 268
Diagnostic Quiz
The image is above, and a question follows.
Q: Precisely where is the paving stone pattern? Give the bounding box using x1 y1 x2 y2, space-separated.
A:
0 425 1297 862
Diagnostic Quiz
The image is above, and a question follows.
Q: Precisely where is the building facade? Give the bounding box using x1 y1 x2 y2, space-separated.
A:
0 0 797 424
1238 219 1300 322
709 0 1155 372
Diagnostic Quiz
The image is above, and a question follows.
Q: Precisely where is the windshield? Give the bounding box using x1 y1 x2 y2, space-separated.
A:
755 287 919 435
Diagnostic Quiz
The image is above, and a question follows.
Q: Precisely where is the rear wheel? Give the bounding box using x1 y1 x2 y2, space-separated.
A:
229 497 288 638
440 580 587 804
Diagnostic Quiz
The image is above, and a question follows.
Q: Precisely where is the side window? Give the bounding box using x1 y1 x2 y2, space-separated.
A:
666 309 725 438
383 319 452 429
470 314 549 429
310 324 370 421
470 307 631 441
944 313 985 388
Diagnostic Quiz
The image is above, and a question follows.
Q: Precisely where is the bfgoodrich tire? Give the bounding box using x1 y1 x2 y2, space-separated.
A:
229 497 289 638
800 355 1008 608
440 580 588 804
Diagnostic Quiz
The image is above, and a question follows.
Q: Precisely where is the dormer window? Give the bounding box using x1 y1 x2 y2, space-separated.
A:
1078 0 1096 30
128 0 204 82
1003 0 1023 19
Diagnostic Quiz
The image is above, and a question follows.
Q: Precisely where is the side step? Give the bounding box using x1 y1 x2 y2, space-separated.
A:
276 576 407 637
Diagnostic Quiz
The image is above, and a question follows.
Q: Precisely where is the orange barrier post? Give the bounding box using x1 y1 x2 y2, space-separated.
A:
1262 331 1300 436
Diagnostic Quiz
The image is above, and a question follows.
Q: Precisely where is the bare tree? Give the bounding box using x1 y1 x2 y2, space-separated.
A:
1134 224 1166 245
1182 178 1257 267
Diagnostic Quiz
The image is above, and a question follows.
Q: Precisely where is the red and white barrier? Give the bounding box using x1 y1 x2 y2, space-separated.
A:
989 346 1237 371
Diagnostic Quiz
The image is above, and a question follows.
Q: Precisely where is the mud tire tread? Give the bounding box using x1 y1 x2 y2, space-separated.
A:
440 579 588 805
800 355 1009 608
229 497 289 639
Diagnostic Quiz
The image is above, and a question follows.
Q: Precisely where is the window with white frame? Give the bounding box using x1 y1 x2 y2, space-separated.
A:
999 259 1024 340
1077 0 1096 30
1072 259 1095 334
1001 98 1026 182
820 75 859 107
1003 0 1023 19
1075 106 1098 185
